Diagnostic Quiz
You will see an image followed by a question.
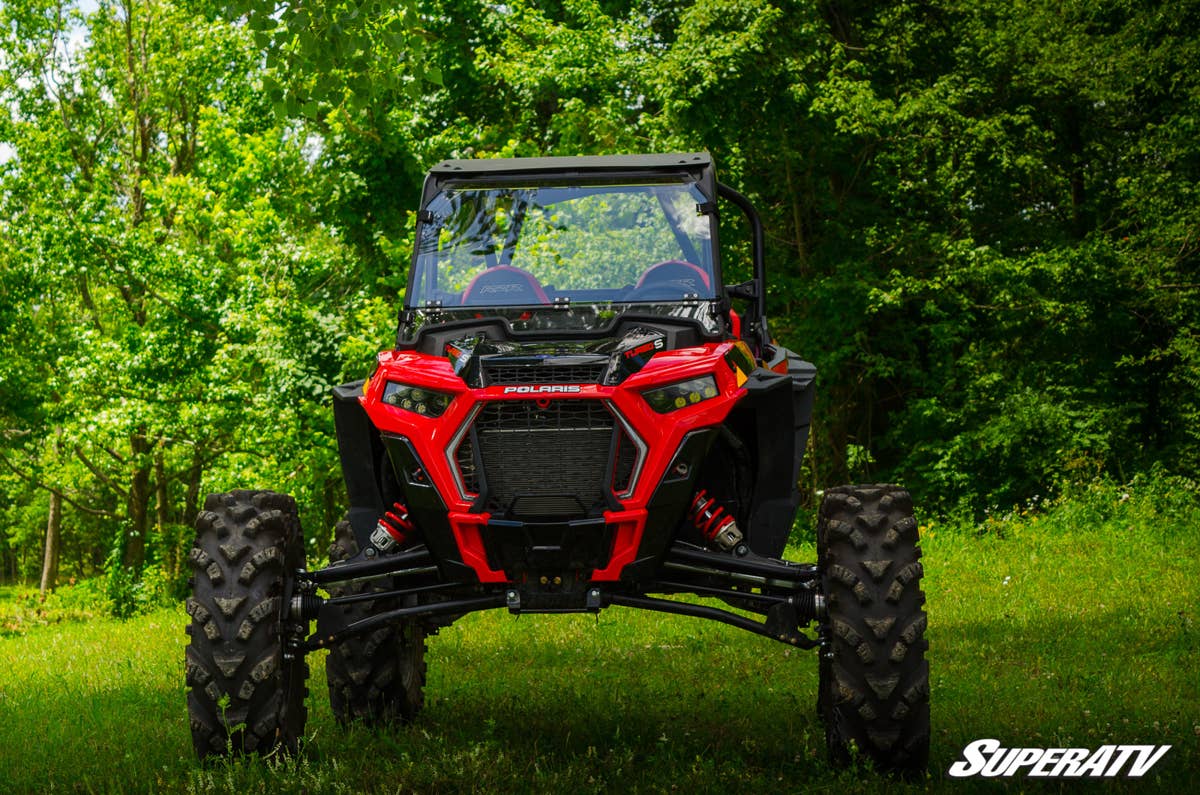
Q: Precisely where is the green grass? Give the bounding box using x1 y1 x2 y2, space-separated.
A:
1 481 1197 793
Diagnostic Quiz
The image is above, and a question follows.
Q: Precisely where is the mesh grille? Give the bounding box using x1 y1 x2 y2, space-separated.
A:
474 400 613 519
483 362 607 385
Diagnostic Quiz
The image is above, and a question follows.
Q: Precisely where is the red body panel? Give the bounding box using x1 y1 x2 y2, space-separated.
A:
360 343 748 583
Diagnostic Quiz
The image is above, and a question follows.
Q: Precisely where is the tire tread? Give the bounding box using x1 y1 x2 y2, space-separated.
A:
324 519 427 725
818 484 930 776
185 490 308 758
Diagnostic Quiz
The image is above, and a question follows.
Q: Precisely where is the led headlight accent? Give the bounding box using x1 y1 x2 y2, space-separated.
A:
382 382 453 417
641 375 720 413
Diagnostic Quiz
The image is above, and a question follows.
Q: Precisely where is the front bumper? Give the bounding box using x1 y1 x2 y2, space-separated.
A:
363 342 751 585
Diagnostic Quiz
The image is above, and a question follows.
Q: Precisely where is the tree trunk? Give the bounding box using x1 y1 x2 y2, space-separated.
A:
184 446 203 523
154 437 174 579
124 428 151 570
40 492 62 594
154 438 168 532
783 150 808 268
1062 102 1088 238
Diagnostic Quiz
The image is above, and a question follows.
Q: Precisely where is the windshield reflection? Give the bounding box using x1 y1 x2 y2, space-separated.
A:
409 182 717 308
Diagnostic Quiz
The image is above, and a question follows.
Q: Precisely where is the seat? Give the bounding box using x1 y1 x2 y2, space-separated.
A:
461 265 550 305
634 260 712 298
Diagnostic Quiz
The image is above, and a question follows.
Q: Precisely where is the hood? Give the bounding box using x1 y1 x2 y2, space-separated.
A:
446 327 668 388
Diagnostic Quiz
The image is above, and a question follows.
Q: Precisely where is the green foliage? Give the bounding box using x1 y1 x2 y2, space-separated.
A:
104 560 144 620
223 0 441 116
0 0 371 585
0 579 107 637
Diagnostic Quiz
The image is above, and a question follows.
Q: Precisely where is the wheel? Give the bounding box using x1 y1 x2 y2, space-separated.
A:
325 518 427 725
185 490 308 758
817 484 929 775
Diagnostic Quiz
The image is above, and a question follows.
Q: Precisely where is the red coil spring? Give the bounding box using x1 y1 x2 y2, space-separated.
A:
378 501 416 543
688 489 735 542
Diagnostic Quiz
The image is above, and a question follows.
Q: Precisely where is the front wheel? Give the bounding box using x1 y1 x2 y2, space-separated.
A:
185 490 308 758
817 484 929 775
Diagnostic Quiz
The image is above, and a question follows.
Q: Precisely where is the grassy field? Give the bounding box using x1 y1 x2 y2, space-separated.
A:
1 481 1197 793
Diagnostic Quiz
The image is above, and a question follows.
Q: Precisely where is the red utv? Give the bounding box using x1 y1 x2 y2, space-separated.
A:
184 153 929 773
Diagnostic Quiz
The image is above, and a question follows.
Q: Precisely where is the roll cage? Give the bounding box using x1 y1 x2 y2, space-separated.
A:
400 153 772 356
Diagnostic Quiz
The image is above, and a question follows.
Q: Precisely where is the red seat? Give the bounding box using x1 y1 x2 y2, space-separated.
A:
635 260 712 293
461 265 550 305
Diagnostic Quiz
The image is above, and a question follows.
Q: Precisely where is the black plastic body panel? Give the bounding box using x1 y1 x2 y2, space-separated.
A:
482 517 614 582
379 434 477 583
620 428 719 582
733 347 816 559
422 153 717 210
397 314 712 355
333 381 389 550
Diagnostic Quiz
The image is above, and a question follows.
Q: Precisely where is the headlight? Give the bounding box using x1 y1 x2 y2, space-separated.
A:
641 375 720 413
382 382 453 417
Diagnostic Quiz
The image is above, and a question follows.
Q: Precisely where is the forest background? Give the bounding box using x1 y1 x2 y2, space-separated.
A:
2 0 1198 611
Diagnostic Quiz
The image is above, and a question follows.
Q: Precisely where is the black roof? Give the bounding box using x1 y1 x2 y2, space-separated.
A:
428 152 711 175
420 152 718 207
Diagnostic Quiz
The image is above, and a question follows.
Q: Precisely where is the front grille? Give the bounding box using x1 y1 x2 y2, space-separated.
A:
482 362 607 385
472 400 614 519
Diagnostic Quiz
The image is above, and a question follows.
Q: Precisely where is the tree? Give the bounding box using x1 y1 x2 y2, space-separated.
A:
220 0 442 115
1 0 371 591
40 492 62 593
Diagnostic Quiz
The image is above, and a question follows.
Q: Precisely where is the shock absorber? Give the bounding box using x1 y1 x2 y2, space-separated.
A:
687 489 744 551
369 501 416 553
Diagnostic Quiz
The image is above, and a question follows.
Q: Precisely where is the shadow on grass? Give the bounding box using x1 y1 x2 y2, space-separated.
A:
299 631 835 791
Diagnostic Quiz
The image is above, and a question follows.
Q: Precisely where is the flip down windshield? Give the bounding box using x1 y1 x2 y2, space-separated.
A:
408 181 717 309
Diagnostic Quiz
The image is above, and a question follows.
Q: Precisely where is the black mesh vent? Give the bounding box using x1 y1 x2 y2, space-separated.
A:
456 434 480 494
611 426 638 495
483 362 607 385
474 400 614 519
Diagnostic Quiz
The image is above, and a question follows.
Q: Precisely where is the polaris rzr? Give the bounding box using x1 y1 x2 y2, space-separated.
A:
184 153 929 773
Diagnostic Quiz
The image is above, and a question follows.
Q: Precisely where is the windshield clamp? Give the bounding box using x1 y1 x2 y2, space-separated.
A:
423 300 444 322
553 296 571 310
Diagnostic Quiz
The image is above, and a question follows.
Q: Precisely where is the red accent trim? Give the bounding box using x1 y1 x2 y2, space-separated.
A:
461 265 550 304
635 260 712 290
590 510 647 581
447 512 508 582
729 309 742 339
